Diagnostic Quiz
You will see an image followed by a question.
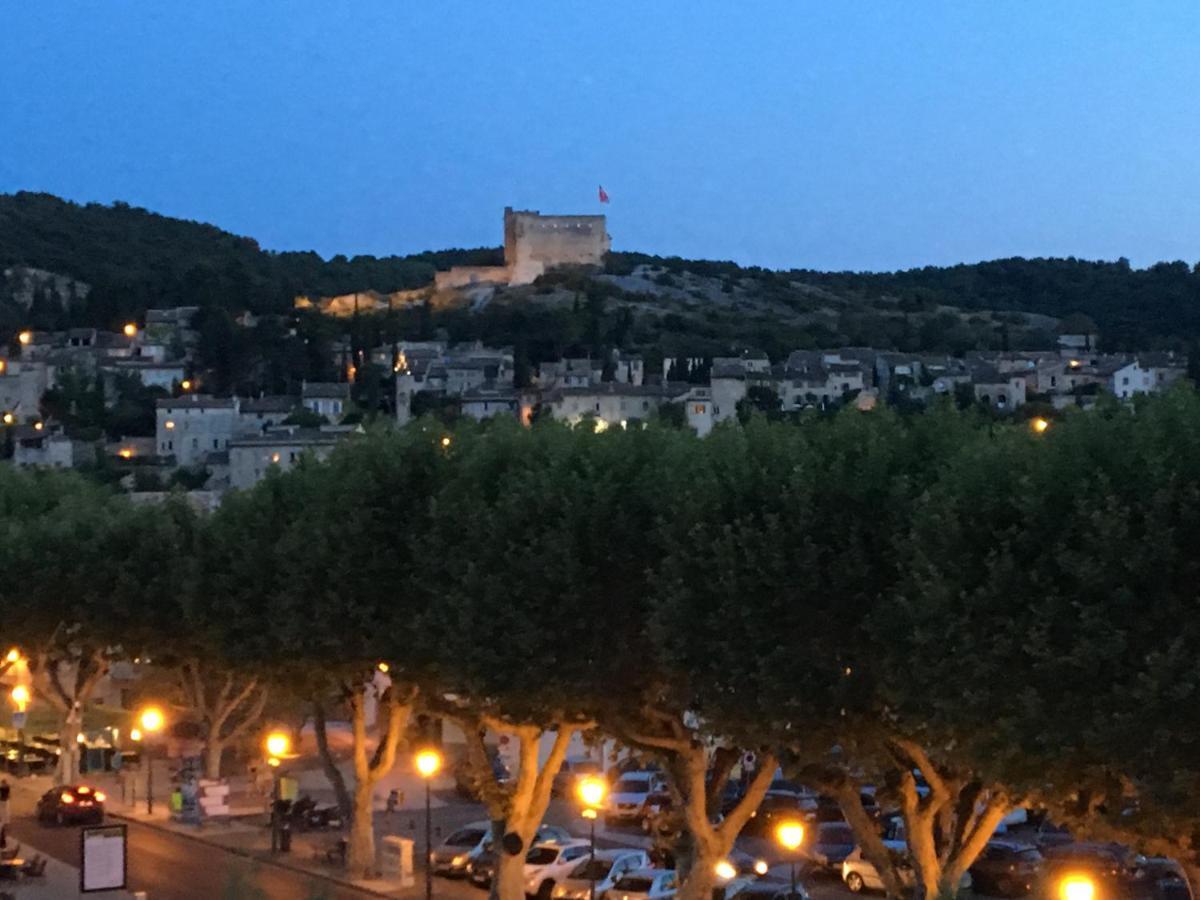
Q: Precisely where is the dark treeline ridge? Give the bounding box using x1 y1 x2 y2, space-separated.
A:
5 191 1200 361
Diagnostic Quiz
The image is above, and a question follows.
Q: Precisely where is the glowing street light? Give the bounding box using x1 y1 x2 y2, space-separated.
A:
10 685 30 711
1031 417 1050 434
416 749 442 900
776 819 806 896
129 728 142 743
264 730 293 853
180 379 193 391
139 705 165 815
577 774 608 897
139 707 164 734
415 749 441 778
17 331 32 346
265 731 291 760
440 435 452 449
1059 875 1096 900
578 775 606 810
776 820 805 850
5 648 20 665
123 323 138 338
1 413 12 426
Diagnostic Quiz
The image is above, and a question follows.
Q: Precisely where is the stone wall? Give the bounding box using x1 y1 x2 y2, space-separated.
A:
504 207 610 285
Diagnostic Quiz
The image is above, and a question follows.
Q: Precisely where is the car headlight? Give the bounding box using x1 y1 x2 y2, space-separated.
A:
452 854 467 866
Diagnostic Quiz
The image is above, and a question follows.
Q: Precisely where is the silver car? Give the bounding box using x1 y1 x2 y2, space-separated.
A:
431 821 491 876
433 820 571 877
552 849 651 899
609 868 678 900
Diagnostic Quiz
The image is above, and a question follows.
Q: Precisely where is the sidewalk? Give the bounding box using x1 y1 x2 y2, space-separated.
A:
3 776 136 899
2 852 135 900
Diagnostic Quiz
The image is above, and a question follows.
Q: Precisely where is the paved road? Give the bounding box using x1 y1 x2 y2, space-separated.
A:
8 811 374 900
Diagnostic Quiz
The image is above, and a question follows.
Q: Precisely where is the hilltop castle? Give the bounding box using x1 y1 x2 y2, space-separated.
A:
434 207 610 290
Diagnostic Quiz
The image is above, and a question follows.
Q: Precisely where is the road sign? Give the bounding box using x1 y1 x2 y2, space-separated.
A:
10 712 25 730
81 824 127 893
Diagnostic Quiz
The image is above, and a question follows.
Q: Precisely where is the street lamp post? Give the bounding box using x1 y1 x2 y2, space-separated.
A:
137 707 165 816
265 731 291 853
577 776 607 899
775 820 806 899
415 748 442 900
10 684 29 777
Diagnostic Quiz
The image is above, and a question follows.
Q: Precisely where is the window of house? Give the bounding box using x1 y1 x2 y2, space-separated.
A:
213 439 220 449
693 404 706 414
191 438 198 448
1050 376 1057 386
1122 376 1129 385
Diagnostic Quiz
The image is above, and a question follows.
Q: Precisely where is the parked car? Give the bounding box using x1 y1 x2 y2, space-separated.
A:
728 885 812 900
431 820 491 877
767 780 818 808
463 825 574 888
551 849 652 899
609 756 662 779
806 821 859 875
554 757 606 798
1038 843 1168 900
606 771 663 827
36 784 105 825
641 790 674 832
523 840 594 899
970 840 1043 897
609 867 678 899
842 842 973 894
742 793 816 838
817 792 878 823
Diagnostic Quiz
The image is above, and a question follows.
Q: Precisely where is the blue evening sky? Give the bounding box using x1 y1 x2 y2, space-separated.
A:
2 1 1198 271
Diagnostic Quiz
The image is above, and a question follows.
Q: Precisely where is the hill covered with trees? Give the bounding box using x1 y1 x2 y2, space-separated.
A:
3 191 1199 359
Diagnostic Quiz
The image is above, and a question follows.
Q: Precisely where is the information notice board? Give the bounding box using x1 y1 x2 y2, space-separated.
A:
80 823 127 893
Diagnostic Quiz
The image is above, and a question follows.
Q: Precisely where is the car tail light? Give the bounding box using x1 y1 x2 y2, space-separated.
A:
61 792 75 804
94 791 106 803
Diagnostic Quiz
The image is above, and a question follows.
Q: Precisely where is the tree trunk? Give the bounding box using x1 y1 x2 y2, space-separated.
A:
204 738 224 781
492 849 527 900
675 844 719 900
347 778 377 879
835 780 907 899
313 698 353 818
56 709 81 785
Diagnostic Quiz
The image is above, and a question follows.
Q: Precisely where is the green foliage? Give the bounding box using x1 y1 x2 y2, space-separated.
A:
5 391 1200 860
0 192 493 325
735 385 783 423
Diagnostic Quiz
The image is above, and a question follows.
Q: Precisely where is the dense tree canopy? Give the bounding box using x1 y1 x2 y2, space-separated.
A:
2 395 1199 895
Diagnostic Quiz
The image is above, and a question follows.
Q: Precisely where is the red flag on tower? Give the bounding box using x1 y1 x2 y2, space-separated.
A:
598 185 610 204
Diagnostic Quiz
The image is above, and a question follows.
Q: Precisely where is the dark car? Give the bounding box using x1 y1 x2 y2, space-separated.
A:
729 886 811 900
36 784 105 825
1039 843 1151 900
807 821 859 875
467 844 498 888
552 757 604 797
970 841 1044 897
742 793 816 838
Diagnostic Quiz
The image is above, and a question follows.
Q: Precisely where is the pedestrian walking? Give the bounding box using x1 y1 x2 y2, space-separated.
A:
0 780 10 828
385 788 401 823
